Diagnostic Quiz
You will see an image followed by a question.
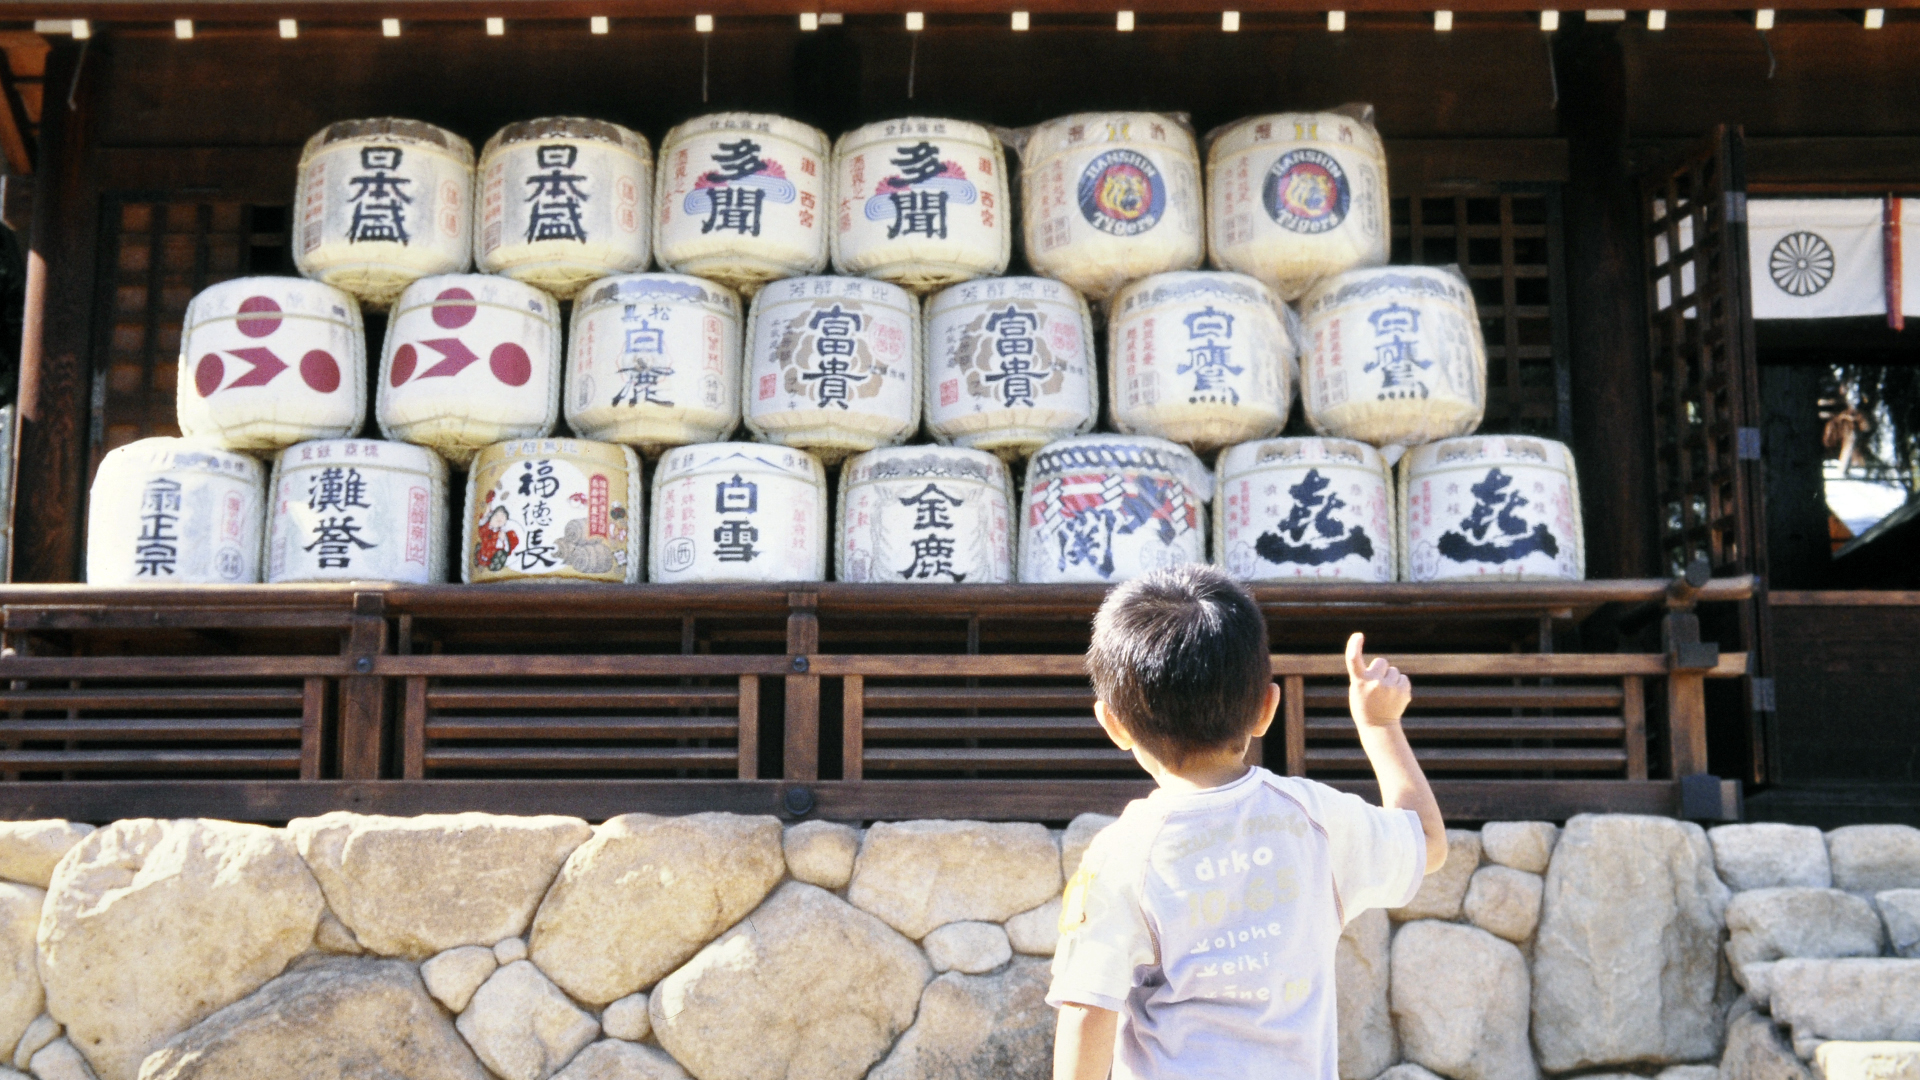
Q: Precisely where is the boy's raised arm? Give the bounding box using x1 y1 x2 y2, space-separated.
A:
1345 632 1447 873
1054 1003 1118 1080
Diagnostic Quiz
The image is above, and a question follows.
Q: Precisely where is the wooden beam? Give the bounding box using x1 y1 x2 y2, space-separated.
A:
784 591 819 782
0 0 1885 18
337 592 387 781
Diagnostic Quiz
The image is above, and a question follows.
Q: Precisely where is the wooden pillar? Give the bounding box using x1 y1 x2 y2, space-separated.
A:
784 590 819 782
339 591 389 780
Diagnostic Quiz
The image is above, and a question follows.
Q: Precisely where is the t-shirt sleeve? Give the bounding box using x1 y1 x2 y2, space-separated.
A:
1047 823 1157 1013
1292 778 1427 921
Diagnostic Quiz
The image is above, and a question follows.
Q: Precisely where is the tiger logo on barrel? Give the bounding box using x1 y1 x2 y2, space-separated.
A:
1077 149 1167 237
1263 148 1350 235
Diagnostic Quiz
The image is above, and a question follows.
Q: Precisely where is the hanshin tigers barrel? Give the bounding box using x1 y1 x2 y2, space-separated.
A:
837 446 1014 584
476 117 654 299
266 439 448 584
1018 434 1210 583
923 276 1096 459
566 273 743 453
654 113 830 295
87 438 265 585
831 118 1011 293
1215 437 1395 582
176 277 366 453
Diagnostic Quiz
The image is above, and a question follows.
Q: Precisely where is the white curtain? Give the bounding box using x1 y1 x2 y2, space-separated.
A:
1747 199 1886 319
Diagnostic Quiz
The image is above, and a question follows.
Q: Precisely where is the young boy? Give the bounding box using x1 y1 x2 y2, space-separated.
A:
1050 565 1446 1080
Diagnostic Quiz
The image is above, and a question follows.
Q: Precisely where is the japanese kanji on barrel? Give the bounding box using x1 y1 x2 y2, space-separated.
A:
923 276 1096 459
1215 437 1395 582
650 442 828 583
87 438 264 585
1400 435 1585 582
566 273 742 453
1019 434 1210 583
176 277 366 453
294 118 474 310
476 117 654 300
377 274 562 466
463 438 643 584
743 275 920 462
831 118 1011 293
654 113 830 294
838 446 1014 583
266 439 447 584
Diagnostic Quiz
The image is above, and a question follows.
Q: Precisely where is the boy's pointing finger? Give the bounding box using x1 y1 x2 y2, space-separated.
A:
1345 632 1367 679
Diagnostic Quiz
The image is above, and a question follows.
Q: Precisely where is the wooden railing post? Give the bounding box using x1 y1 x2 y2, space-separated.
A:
1282 675 1306 776
339 591 389 780
1661 557 1719 779
784 591 819 782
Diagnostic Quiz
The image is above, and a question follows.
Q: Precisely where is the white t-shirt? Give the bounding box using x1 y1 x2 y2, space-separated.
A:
1047 767 1427 1080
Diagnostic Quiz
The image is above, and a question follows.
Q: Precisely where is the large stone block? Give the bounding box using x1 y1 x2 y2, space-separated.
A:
867 958 1053 1080
1060 815 1116 881
1878 891 1920 959
456 961 600 1080
1828 827 1920 894
1336 907 1395 1080
1726 889 1882 970
1812 1042 1920 1080
1710 824 1832 891
1389 920 1536 1080
0 884 43 1064
784 822 859 890
1480 823 1558 875
1722 1006 1813 1080
1390 831 1481 923
1463 866 1541 944
0 823 92 890
1769 960 1920 1051
848 821 1061 940
552 1042 691 1080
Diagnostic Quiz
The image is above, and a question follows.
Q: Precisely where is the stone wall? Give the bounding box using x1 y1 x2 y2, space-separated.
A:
0 812 1915 1080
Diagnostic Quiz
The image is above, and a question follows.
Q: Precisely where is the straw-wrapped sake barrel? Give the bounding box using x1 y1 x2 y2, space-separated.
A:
463 438 643 584
377 274 562 466
1020 112 1204 301
86 438 264 585
1207 110 1390 301
1400 435 1585 582
654 113 830 294
176 277 366 452
1107 271 1295 454
1019 434 1210 583
743 275 919 462
838 446 1014 583
567 273 742 453
476 117 654 299
294 118 474 309
1215 437 1395 582
923 276 1096 459
831 118 1010 292
266 439 447 584
650 442 828 583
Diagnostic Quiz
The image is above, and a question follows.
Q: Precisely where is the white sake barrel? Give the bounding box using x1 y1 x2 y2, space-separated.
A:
377 274 562 466
477 117 653 300
86 438 264 585
924 276 1096 459
566 273 742 453
1207 111 1390 301
463 437 643 584
1108 271 1295 454
176 277 366 453
1215 437 1395 582
266 439 447 584
1299 265 1488 455
838 446 1014 584
1399 435 1585 582
831 118 1011 292
1019 112 1204 301
294 118 474 310
654 113 830 294
743 275 919 462
1019 435 1210 584
650 442 827 583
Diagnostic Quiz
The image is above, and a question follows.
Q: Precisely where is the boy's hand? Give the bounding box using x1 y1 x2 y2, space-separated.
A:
1346 632 1411 728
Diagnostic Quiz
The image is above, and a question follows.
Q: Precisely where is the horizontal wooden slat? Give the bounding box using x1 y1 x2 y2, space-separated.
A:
0 717 302 739
817 653 1748 679
425 716 739 740
1304 686 1627 709
3 607 357 630
863 687 1093 710
1769 591 1920 608
427 687 740 710
863 716 1103 738
0 688 305 709
0 657 354 678
381 656 790 677
1305 716 1626 739
423 747 741 770
0 749 301 769
1306 747 1629 771
864 747 1140 771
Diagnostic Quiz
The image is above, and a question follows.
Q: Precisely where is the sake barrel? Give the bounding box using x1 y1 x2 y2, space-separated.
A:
477 117 653 299
831 118 1011 292
1214 437 1395 582
377 274 562 466
650 442 827 583
1299 265 1488 454
1019 435 1210 583
837 446 1014 584
266 439 448 584
463 437 643 584
743 275 919 462
1207 111 1390 301
654 113 830 294
86 438 263 585
176 277 366 452
1107 271 1295 454
1019 112 1204 301
566 273 742 454
924 276 1096 459
1399 435 1585 582
294 118 474 310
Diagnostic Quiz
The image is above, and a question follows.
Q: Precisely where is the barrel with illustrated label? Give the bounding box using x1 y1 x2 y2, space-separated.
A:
176 277 366 452
266 439 447 584
924 276 1096 459
743 275 919 462
1019 435 1210 583
654 113 830 294
650 442 828 583
87 438 264 585
476 117 653 300
463 438 643 584
1215 437 1395 582
1019 112 1204 301
377 274 562 466
1399 435 1585 582
567 273 742 453
838 446 1014 584
831 118 1010 292
1108 271 1295 454
1207 110 1390 301
294 118 473 310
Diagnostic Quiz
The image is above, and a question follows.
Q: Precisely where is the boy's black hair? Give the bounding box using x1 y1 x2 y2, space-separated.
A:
1086 565 1272 765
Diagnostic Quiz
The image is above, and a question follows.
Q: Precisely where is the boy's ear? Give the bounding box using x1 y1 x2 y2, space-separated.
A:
1249 682 1281 739
1093 700 1135 751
